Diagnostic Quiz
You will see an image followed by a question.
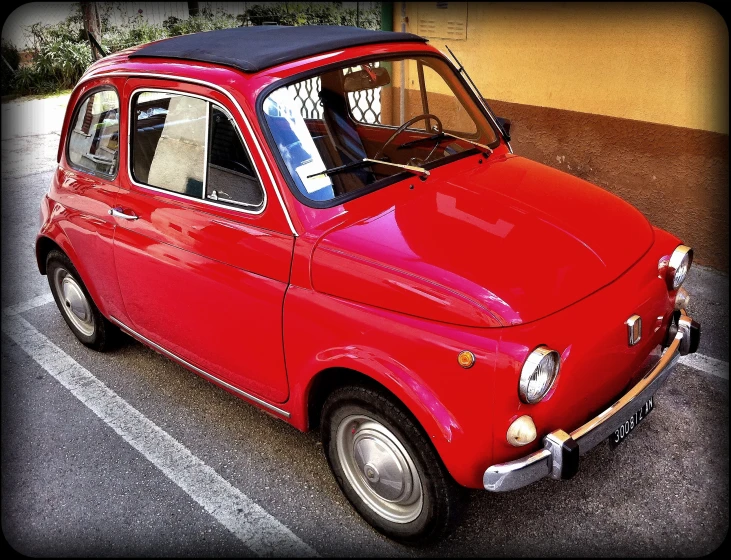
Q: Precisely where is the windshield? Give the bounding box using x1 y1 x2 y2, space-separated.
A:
262 55 499 204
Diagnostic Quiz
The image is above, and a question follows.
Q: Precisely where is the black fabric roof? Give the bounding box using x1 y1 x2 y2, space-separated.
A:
129 26 428 73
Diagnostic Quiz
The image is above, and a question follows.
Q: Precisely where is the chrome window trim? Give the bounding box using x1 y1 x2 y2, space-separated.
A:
81 71 298 235
207 164 265 208
207 106 265 209
65 85 122 180
202 94 210 199
128 87 266 214
109 315 291 418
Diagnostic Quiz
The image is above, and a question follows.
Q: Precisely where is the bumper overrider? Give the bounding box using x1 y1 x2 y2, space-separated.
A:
484 310 701 492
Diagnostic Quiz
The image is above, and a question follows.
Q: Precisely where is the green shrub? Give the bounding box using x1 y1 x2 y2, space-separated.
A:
34 38 92 89
162 13 241 37
244 3 380 28
4 2 382 97
9 65 52 95
103 19 167 52
1 40 21 96
4 8 89 96
5 33 91 96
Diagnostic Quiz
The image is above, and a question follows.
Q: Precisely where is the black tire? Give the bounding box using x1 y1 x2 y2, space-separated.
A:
46 249 118 351
321 384 467 544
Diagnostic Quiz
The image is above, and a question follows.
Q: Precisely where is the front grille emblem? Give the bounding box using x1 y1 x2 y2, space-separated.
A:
626 314 642 346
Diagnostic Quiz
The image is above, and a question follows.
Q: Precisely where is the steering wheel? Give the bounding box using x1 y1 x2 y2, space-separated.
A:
373 113 443 162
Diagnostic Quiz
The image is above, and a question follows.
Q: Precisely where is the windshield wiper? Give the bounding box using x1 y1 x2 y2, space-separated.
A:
307 158 429 179
445 44 511 142
398 131 493 153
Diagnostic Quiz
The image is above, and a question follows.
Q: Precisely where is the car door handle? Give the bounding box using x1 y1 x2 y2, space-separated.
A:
109 207 139 220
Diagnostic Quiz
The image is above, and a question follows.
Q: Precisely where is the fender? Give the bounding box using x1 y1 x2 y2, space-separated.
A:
36 197 115 320
293 344 464 444
282 285 496 487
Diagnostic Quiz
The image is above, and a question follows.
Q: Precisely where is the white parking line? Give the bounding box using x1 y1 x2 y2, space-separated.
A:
1 294 727 555
1 308 317 558
680 353 729 380
3 292 55 316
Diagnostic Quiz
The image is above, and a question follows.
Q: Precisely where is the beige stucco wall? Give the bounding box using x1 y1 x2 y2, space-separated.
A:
401 2 728 134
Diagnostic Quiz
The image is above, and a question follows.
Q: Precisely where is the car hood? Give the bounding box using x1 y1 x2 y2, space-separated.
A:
311 155 654 327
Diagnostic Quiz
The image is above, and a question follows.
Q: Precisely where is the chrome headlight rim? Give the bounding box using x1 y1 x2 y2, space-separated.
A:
519 346 561 404
667 245 693 291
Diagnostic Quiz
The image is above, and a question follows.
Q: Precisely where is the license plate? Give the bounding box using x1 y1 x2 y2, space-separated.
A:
609 396 654 447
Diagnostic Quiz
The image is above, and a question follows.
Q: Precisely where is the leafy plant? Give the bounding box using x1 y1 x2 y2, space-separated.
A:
4 2 382 97
1 40 21 96
34 39 92 88
244 3 380 28
103 19 167 52
161 12 241 37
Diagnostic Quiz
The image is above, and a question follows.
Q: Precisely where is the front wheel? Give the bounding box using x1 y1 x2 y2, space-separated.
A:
321 385 466 544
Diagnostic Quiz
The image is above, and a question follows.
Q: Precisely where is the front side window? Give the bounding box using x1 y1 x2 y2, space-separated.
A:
67 88 120 176
131 91 264 211
262 55 499 204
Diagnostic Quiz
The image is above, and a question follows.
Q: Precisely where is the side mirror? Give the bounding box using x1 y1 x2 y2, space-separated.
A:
496 116 512 142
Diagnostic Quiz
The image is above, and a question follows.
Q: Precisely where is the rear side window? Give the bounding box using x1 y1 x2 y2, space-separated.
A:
67 88 120 177
131 91 265 211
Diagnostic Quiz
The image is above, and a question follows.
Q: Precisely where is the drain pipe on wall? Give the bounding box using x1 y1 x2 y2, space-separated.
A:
399 2 406 125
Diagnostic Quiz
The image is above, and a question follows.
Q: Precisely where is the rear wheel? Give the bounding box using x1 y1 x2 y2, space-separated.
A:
46 250 117 351
321 384 466 544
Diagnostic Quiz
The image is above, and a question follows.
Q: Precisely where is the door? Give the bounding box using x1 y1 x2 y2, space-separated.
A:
55 83 127 321
111 80 294 403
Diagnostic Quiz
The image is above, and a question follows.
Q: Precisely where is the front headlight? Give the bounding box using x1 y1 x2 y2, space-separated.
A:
519 346 561 404
667 245 693 290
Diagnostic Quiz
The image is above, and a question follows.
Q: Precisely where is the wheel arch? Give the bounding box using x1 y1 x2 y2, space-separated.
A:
303 365 468 491
307 367 405 431
303 365 462 454
36 235 63 275
35 231 108 318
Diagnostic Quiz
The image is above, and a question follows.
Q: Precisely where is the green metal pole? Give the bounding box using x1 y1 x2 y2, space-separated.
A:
381 2 393 31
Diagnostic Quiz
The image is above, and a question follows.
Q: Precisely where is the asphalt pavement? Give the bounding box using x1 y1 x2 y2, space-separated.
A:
1 93 728 556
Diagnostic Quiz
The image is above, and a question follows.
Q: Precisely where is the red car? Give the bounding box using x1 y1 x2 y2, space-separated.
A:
37 26 701 543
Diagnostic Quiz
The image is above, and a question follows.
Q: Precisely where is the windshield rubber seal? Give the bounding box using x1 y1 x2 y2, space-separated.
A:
255 50 502 210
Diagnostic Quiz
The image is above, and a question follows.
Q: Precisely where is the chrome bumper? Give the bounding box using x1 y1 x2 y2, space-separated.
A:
484 311 700 492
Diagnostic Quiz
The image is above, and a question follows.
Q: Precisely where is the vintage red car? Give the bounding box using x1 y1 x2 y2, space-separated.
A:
37 25 701 543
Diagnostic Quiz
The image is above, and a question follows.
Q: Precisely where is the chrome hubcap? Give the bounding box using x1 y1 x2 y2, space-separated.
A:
336 414 423 523
54 268 94 337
